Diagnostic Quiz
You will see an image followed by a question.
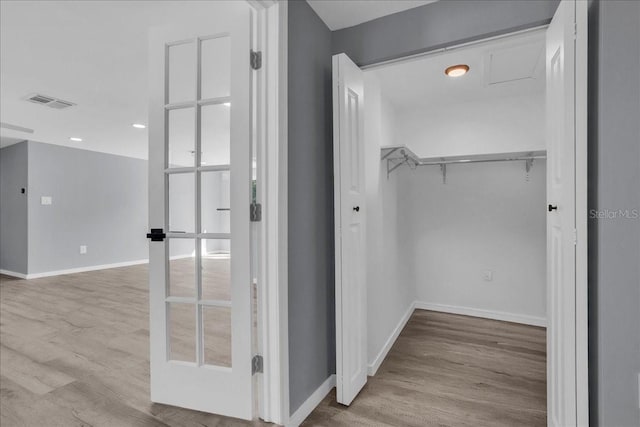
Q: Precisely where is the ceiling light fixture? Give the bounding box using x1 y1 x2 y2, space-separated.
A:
132 123 146 129
223 102 231 107
445 64 470 77
69 137 83 142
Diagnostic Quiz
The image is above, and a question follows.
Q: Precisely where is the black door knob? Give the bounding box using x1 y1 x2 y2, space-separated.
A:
548 204 558 212
353 206 360 212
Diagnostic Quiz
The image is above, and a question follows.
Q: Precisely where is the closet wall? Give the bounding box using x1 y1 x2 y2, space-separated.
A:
393 94 547 325
399 160 547 325
363 74 413 373
395 94 545 158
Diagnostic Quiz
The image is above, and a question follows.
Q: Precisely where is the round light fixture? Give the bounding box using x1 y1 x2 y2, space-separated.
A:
69 137 83 142
132 123 146 129
445 64 470 77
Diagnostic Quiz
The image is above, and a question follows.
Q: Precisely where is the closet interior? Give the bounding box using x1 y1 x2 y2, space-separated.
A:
362 28 549 383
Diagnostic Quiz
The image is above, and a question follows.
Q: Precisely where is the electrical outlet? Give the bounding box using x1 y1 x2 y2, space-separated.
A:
41 196 52 205
482 270 493 281
79 245 87 254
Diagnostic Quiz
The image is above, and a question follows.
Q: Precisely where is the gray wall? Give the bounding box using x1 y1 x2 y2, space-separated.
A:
332 0 560 67
588 1 640 426
0 141 28 275
288 0 560 416
288 0 335 415
290 1 640 423
27 141 149 274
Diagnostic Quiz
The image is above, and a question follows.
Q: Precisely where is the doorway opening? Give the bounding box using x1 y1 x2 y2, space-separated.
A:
330 1 588 425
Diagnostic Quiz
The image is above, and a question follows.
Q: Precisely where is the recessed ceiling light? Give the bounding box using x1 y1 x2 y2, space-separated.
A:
69 137 83 142
223 102 231 107
132 123 146 129
445 64 470 77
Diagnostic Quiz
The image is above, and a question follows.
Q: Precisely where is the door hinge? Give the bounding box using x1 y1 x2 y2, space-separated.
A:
250 50 262 70
250 202 262 222
252 355 263 375
146 228 166 242
573 229 577 245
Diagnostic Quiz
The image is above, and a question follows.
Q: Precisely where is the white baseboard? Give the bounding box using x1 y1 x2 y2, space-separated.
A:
24 259 150 279
287 374 335 427
169 254 194 261
414 301 546 327
3 254 195 280
0 269 28 279
367 301 415 376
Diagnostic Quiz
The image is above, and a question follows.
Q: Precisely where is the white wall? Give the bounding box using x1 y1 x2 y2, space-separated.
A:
363 77 546 377
363 73 414 372
395 94 545 158
398 160 547 325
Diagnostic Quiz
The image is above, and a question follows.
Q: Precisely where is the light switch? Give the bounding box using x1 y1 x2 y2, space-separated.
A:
482 270 493 281
79 245 87 254
41 196 52 205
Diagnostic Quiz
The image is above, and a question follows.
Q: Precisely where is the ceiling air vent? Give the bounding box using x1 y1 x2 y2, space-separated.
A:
24 93 76 109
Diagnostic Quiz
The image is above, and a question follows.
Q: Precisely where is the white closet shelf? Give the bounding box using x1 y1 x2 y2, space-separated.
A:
380 146 546 182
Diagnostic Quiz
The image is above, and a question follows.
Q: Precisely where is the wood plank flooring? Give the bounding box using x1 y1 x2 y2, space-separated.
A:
304 310 546 427
1 264 546 426
0 263 265 427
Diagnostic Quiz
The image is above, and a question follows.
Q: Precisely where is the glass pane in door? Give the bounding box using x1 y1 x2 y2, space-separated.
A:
201 239 231 301
168 173 195 233
168 239 196 297
168 41 196 104
168 107 195 167
201 36 231 100
169 302 196 362
201 171 230 234
201 104 230 166
202 305 232 367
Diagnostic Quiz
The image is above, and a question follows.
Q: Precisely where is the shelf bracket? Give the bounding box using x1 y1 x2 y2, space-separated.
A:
525 158 534 173
440 163 447 184
381 147 400 161
387 158 404 179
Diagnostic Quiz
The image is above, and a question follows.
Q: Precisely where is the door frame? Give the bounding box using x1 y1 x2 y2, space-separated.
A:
334 8 588 427
246 0 289 425
264 2 588 425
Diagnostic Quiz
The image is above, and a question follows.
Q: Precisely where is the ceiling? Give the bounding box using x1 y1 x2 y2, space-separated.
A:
0 1 236 159
370 29 546 111
307 0 438 31
1 1 543 160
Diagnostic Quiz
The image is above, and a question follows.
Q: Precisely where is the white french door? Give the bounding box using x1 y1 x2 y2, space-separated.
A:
546 0 588 426
332 53 367 406
147 2 253 420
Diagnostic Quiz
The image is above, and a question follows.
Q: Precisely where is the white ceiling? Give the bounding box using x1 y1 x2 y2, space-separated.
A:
0 1 237 159
1 1 544 160
370 29 546 111
307 0 438 31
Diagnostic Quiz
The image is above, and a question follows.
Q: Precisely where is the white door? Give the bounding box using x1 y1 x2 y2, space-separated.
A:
147 2 253 419
332 53 367 406
546 1 587 425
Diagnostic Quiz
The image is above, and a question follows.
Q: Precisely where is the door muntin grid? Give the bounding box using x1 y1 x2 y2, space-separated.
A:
164 33 233 368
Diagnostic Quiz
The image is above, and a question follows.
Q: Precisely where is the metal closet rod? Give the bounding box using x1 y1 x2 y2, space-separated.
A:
415 154 546 166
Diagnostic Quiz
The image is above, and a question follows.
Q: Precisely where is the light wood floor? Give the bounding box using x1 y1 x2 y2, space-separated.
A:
1 264 546 426
0 262 265 427
304 310 546 427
